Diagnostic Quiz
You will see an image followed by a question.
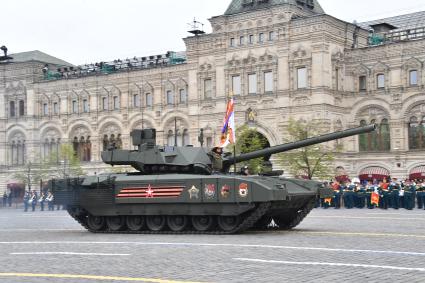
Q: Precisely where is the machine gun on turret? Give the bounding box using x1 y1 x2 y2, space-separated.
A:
101 124 376 175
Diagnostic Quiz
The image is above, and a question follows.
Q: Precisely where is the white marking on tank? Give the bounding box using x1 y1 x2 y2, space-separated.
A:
0 242 424 256
310 216 425 221
10 252 130 256
233 258 425 272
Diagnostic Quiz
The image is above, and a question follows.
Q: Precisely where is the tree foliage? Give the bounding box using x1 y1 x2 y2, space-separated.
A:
42 144 85 179
228 125 269 174
276 119 341 180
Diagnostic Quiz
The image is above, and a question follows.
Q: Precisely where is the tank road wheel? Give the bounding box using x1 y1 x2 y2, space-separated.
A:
87 215 106 231
191 216 214 232
146 216 166 231
217 215 241 232
167 216 188 232
126 216 145 231
106 216 126 231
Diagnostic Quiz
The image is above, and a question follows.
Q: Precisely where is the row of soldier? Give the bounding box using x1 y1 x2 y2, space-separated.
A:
23 190 56 212
318 179 425 210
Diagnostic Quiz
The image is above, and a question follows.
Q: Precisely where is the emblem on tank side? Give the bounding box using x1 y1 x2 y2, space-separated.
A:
188 185 200 199
220 185 230 199
204 184 216 199
239 183 248 198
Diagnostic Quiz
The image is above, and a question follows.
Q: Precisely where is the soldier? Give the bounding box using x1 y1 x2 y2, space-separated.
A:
380 180 390 210
403 180 415 210
390 178 400 210
343 183 355 209
23 191 30 212
356 183 366 208
46 192 54 211
421 181 425 210
365 181 374 209
30 190 37 212
240 166 250 176
416 180 424 209
38 192 46 211
209 147 224 172
2 191 6 207
332 181 342 209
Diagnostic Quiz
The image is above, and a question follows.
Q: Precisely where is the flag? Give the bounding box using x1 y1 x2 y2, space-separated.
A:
324 198 332 205
371 192 380 206
219 98 236 148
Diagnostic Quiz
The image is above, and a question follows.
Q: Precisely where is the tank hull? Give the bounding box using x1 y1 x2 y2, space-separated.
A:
51 173 332 234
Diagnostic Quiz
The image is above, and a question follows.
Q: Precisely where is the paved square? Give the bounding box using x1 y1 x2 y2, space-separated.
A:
0 207 424 282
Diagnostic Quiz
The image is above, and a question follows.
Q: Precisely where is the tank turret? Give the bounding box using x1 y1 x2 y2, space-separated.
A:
102 124 376 175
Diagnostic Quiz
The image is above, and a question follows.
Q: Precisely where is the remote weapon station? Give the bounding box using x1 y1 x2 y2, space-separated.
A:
50 124 375 234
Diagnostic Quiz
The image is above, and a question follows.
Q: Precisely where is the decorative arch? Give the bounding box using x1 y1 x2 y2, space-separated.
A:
407 104 425 150
7 130 26 166
358 166 391 182
356 105 391 152
244 121 279 147
128 112 156 130
68 124 92 162
162 116 190 146
99 122 123 151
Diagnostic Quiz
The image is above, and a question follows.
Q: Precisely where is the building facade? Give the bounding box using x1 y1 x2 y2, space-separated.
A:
2 0 425 194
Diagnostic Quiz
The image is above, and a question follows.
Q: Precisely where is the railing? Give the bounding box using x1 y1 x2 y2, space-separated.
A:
368 26 425 46
42 51 187 81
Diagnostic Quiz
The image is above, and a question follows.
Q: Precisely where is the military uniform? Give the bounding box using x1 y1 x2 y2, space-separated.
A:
390 183 400 209
404 184 416 210
208 151 223 171
366 185 375 209
355 185 366 208
416 184 424 209
343 185 355 209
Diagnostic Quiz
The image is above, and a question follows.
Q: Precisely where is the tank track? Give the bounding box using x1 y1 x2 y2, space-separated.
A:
271 199 316 230
68 202 271 235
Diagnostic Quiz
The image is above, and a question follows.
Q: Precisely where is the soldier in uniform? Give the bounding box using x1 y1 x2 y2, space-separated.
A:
365 181 374 209
416 180 424 209
356 183 366 208
403 180 415 210
332 181 342 209
23 191 30 212
343 183 355 209
390 178 400 210
209 147 224 172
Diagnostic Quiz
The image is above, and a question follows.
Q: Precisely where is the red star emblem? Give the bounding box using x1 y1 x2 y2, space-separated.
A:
146 184 154 198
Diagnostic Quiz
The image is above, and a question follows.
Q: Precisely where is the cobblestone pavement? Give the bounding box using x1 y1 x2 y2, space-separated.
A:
0 207 424 282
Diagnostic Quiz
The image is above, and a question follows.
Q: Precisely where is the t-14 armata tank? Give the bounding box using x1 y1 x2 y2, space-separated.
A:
50 124 375 234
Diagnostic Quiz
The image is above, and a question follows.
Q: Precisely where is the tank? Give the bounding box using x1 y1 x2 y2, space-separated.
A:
50 124 375 234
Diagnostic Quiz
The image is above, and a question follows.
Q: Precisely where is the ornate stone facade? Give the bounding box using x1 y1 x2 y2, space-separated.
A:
1 0 425 192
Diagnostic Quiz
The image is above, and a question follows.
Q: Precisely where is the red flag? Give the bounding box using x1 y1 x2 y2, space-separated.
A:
371 192 380 206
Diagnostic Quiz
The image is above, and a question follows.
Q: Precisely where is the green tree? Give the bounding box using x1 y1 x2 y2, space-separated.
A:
276 119 340 180
13 161 45 191
229 125 269 174
42 144 84 179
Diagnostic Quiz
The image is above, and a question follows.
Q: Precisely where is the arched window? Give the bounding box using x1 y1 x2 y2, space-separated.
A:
183 129 190 146
167 130 174 146
409 116 425 150
359 119 391 152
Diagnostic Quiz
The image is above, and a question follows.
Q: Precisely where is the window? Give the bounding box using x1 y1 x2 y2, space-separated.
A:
359 119 391 152
259 33 264 43
297 67 307 89
113 96 119 110
83 99 89 113
230 38 235 47
410 70 418 86
335 68 339 91
146 93 153 107
53 102 59 115
204 79 212 99
264 71 273 93
248 74 257 95
133 94 140 107
166 90 173 105
249 35 254 44
409 116 425 150
268 31 275 41
72 100 78 113
102 97 108 110
377 74 385 89
167 130 175 146
9 101 15 117
359 76 367 91
232 75 241 96
183 129 190 146
239 36 244 46
19 100 25 116
179 89 187 104
43 103 48 116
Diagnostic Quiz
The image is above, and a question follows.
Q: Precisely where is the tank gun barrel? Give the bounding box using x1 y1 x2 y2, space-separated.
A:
223 124 376 167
